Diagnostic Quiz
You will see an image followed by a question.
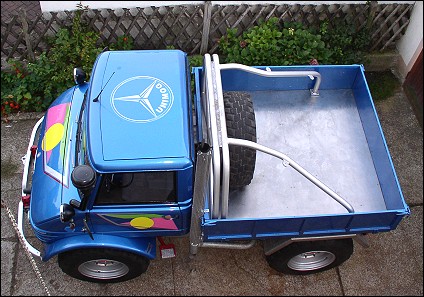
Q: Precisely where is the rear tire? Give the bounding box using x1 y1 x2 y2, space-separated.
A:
223 91 257 188
58 248 150 283
266 239 354 275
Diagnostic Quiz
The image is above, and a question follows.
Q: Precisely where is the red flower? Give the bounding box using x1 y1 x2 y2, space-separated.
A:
309 58 319 65
123 37 128 42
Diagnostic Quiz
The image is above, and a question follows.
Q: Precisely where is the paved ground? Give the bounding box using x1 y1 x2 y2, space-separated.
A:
1 82 423 295
1 1 422 295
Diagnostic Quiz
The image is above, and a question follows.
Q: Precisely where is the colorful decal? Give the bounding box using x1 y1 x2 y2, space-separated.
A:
42 103 72 186
97 213 178 230
110 76 174 123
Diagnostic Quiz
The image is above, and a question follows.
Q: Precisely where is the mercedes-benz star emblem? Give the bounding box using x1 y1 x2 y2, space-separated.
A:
110 76 174 123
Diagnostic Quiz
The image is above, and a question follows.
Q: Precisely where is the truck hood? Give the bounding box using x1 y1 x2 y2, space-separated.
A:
30 84 87 225
85 50 193 172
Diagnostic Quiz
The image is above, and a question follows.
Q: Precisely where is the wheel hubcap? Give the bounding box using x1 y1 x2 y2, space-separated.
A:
78 259 129 279
288 251 336 271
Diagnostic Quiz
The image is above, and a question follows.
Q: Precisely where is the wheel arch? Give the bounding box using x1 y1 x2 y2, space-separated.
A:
264 236 355 275
264 234 363 256
42 234 156 261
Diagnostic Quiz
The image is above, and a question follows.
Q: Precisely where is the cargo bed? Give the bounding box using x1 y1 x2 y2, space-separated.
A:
193 55 409 242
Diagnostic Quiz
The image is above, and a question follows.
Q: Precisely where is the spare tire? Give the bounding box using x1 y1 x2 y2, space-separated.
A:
223 91 257 188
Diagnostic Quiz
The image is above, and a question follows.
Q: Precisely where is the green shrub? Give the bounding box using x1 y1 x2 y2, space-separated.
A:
188 54 204 93
188 54 203 69
1 6 104 117
219 17 283 65
110 35 134 50
219 18 330 66
279 22 330 65
319 19 371 65
218 17 371 66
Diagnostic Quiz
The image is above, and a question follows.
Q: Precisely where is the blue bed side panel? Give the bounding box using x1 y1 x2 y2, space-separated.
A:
352 67 409 211
219 65 359 92
202 211 405 241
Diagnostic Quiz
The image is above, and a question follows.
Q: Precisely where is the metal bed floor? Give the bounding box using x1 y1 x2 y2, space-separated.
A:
227 89 386 218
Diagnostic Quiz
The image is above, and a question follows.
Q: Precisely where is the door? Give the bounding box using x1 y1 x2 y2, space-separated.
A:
88 171 184 236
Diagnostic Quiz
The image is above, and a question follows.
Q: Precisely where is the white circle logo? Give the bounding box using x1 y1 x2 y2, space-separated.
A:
110 76 174 123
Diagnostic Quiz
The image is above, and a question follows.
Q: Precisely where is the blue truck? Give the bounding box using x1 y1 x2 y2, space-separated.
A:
19 49 410 283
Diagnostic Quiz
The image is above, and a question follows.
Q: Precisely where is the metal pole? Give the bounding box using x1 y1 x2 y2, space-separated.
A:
189 148 212 256
200 1 212 54
227 138 355 214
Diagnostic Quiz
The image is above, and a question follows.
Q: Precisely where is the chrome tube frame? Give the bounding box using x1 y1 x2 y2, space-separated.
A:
227 138 354 214
219 62 322 96
202 55 221 218
202 54 354 219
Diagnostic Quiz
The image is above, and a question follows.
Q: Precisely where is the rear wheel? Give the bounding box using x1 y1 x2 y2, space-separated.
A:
265 239 354 275
58 248 150 283
223 91 257 188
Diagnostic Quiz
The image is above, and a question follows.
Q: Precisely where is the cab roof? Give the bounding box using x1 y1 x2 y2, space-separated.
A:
85 50 193 172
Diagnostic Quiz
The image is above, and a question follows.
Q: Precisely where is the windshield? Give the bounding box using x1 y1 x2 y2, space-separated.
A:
95 171 176 205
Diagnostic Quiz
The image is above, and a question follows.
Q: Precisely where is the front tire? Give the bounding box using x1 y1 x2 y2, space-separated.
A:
58 248 150 283
266 239 353 275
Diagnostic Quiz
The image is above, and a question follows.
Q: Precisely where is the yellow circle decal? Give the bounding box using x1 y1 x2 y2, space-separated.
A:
42 123 65 151
130 217 154 229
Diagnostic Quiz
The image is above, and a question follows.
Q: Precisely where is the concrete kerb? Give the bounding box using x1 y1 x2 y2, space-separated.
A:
1 112 44 122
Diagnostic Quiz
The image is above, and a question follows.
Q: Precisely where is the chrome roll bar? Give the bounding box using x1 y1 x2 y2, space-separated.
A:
201 54 353 219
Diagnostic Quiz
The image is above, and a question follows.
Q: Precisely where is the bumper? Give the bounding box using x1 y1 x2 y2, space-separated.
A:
17 201 42 258
19 116 44 259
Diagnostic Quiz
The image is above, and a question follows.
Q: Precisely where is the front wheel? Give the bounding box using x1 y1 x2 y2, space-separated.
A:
265 239 353 275
58 248 150 283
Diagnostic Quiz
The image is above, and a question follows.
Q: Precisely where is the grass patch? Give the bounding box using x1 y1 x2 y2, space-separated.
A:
365 71 400 101
1 159 18 178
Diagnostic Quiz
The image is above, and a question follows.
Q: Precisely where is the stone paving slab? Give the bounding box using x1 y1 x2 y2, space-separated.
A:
373 92 423 206
339 206 423 296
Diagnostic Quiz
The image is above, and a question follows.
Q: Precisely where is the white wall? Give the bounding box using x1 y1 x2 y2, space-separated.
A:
39 1 201 11
40 1 415 12
397 1 423 78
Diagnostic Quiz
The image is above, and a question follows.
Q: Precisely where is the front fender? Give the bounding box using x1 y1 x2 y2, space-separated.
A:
42 234 156 261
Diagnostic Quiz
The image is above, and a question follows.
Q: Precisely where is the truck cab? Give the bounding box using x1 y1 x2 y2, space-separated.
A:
75 49 195 236
24 50 195 282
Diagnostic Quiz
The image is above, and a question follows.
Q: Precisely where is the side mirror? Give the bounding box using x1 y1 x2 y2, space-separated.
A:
70 198 81 209
71 165 96 198
60 203 75 223
73 67 86 85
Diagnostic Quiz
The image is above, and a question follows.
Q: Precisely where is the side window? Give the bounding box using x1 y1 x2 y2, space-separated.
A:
95 171 176 205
